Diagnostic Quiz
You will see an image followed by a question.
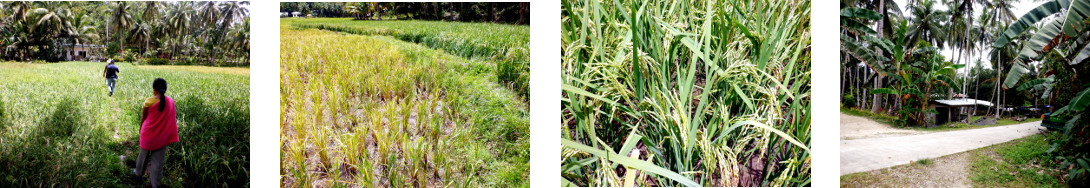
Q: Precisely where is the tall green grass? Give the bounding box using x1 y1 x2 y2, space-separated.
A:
0 62 249 187
284 18 530 100
560 0 811 186
280 22 529 187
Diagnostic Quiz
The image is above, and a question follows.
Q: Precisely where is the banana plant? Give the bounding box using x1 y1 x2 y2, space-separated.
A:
997 0 1090 88
873 54 963 126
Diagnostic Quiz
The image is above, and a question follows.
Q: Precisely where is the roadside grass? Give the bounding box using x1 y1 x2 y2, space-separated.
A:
916 158 933 165
280 23 528 187
0 62 249 187
840 134 1063 187
284 18 530 100
909 117 1043 132
970 134 1063 187
841 106 897 125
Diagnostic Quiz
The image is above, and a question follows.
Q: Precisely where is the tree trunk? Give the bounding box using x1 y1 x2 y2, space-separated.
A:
490 3 497 23
995 54 1002 119
871 0 886 114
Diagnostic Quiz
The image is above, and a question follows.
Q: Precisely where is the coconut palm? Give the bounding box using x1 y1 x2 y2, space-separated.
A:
109 1 132 54
67 14 98 59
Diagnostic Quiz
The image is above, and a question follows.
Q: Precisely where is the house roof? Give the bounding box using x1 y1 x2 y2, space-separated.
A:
62 44 104 48
933 99 994 107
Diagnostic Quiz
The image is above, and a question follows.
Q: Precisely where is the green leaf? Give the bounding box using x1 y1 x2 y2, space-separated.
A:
730 120 810 152
872 88 898 95
731 83 756 111
561 139 701 187
995 0 1066 48
562 83 618 106
1016 77 1054 91
1018 17 1066 61
842 18 877 35
841 7 881 20
1073 42 1090 65
1062 0 1090 36
1003 63 1030 89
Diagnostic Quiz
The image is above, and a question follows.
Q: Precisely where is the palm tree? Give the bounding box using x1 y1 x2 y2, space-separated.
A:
212 1 248 65
165 2 193 63
109 1 132 57
68 14 97 60
198 1 220 65
29 1 73 60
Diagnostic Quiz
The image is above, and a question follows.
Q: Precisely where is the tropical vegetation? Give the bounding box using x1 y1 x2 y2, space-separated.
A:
561 0 811 186
842 0 1090 186
279 2 528 25
0 1 250 66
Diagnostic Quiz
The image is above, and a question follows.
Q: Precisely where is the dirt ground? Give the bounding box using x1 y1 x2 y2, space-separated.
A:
841 150 974 188
840 113 923 140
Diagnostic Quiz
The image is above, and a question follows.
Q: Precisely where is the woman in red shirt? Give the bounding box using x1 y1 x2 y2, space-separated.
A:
134 78 178 187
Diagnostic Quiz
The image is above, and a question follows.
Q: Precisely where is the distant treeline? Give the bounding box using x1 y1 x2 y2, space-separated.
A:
0 1 249 65
279 2 529 25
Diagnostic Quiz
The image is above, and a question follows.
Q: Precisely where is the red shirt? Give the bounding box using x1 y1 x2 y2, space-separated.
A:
141 96 179 150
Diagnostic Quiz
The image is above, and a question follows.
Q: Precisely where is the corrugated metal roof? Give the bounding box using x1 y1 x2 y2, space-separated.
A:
934 99 993 107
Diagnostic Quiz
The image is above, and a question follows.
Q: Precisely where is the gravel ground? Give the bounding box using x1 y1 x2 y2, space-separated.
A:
840 113 923 140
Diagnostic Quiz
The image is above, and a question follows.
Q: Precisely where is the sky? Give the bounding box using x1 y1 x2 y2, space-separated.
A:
890 0 1046 73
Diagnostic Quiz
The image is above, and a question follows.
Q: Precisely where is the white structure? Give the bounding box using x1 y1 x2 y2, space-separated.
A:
63 44 104 61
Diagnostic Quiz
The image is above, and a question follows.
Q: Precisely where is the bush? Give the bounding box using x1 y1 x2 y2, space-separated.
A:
843 94 856 108
147 58 170 65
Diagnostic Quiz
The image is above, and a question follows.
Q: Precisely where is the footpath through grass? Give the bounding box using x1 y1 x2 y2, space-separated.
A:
280 20 529 187
0 62 249 186
284 18 530 100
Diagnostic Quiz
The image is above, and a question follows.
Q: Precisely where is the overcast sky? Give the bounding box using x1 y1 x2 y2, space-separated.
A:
890 0 1046 73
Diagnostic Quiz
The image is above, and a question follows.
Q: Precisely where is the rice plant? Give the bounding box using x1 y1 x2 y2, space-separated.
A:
285 18 531 100
281 18 529 187
0 62 250 186
560 0 811 186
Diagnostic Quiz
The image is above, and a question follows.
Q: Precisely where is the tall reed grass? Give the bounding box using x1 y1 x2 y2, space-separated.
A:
560 0 811 186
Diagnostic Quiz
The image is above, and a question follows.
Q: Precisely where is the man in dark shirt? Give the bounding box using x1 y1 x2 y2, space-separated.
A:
103 59 120 96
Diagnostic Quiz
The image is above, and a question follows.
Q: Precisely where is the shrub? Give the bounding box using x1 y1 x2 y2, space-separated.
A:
843 94 857 108
147 58 170 65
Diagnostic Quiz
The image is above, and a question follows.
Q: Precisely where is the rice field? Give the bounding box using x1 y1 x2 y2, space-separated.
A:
280 19 529 187
0 62 250 186
561 0 811 187
285 18 530 100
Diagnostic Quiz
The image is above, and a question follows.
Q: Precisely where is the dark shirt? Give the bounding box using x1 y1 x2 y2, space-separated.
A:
105 65 120 79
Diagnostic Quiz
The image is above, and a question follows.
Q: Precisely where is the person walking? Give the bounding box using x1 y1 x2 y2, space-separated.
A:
102 59 121 96
134 78 179 187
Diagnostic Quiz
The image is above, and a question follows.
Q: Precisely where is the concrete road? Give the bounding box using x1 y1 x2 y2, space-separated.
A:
840 119 1045 175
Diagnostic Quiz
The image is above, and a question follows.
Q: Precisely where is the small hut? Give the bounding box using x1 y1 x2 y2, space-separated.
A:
931 98 993 125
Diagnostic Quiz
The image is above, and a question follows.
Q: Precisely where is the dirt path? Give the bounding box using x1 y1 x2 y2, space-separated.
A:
840 114 1044 175
840 113 923 139
841 150 974 187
